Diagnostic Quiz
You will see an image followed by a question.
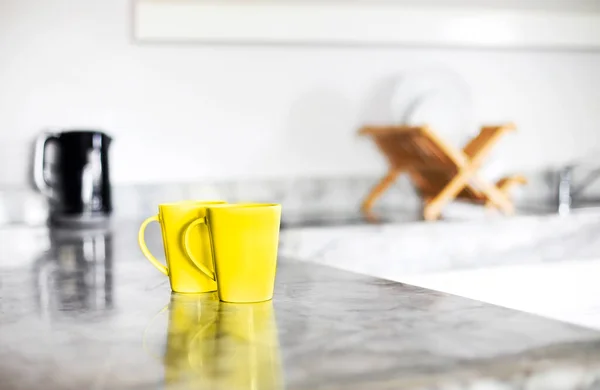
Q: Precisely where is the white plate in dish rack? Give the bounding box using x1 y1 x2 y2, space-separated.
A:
390 67 507 180
390 67 475 147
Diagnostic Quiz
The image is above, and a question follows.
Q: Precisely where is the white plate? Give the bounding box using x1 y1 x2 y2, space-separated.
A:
391 67 507 180
391 67 475 146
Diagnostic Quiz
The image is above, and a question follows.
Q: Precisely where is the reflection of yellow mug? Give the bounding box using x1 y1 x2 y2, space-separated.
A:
212 301 283 390
138 201 226 293
185 204 281 303
164 292 220 387
162 294 282 390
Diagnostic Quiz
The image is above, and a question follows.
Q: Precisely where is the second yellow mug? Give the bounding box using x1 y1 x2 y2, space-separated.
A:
138 200 226 293
185 203 281 303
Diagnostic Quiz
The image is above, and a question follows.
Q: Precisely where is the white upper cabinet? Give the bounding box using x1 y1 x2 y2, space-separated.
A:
134 0 600 49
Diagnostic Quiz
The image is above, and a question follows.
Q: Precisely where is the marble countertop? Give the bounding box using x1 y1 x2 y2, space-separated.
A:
2 222 600 389
279 210 600 280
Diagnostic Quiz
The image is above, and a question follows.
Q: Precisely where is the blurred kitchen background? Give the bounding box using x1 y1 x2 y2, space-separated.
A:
0 0 599 226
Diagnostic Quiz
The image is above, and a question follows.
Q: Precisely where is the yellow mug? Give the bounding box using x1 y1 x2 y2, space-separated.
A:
138 200 226 293
184 203 281 303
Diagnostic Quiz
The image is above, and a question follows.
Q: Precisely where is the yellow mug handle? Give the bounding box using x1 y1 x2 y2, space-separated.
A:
138 215 169 276
183 217 216 281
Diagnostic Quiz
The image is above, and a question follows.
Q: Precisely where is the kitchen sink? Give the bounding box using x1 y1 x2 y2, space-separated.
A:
401 258 600 331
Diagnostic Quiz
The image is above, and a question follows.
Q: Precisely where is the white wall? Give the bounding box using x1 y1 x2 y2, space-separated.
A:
1 0 599 186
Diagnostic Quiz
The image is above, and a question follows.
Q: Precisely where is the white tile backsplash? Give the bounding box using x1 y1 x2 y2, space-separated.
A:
1 0 600 188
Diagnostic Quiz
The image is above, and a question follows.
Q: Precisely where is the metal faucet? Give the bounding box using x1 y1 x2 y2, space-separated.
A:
557 165 600 215
557 166 573 215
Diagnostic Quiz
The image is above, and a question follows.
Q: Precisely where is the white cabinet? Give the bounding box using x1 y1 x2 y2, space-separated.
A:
134 0 600 49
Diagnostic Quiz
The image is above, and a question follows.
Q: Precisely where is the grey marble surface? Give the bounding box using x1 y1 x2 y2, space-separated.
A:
2 223 600 389
280 210 600 279
0 175 416 226
4 167 600 226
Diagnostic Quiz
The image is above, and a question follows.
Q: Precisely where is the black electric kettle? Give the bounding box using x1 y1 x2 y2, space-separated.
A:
33 130 113 227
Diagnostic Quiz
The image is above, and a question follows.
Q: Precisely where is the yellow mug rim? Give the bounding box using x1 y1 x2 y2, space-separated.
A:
157 200 226 208
207 203 280 209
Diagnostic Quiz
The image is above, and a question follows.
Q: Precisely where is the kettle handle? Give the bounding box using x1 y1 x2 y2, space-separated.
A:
33 132 59 198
